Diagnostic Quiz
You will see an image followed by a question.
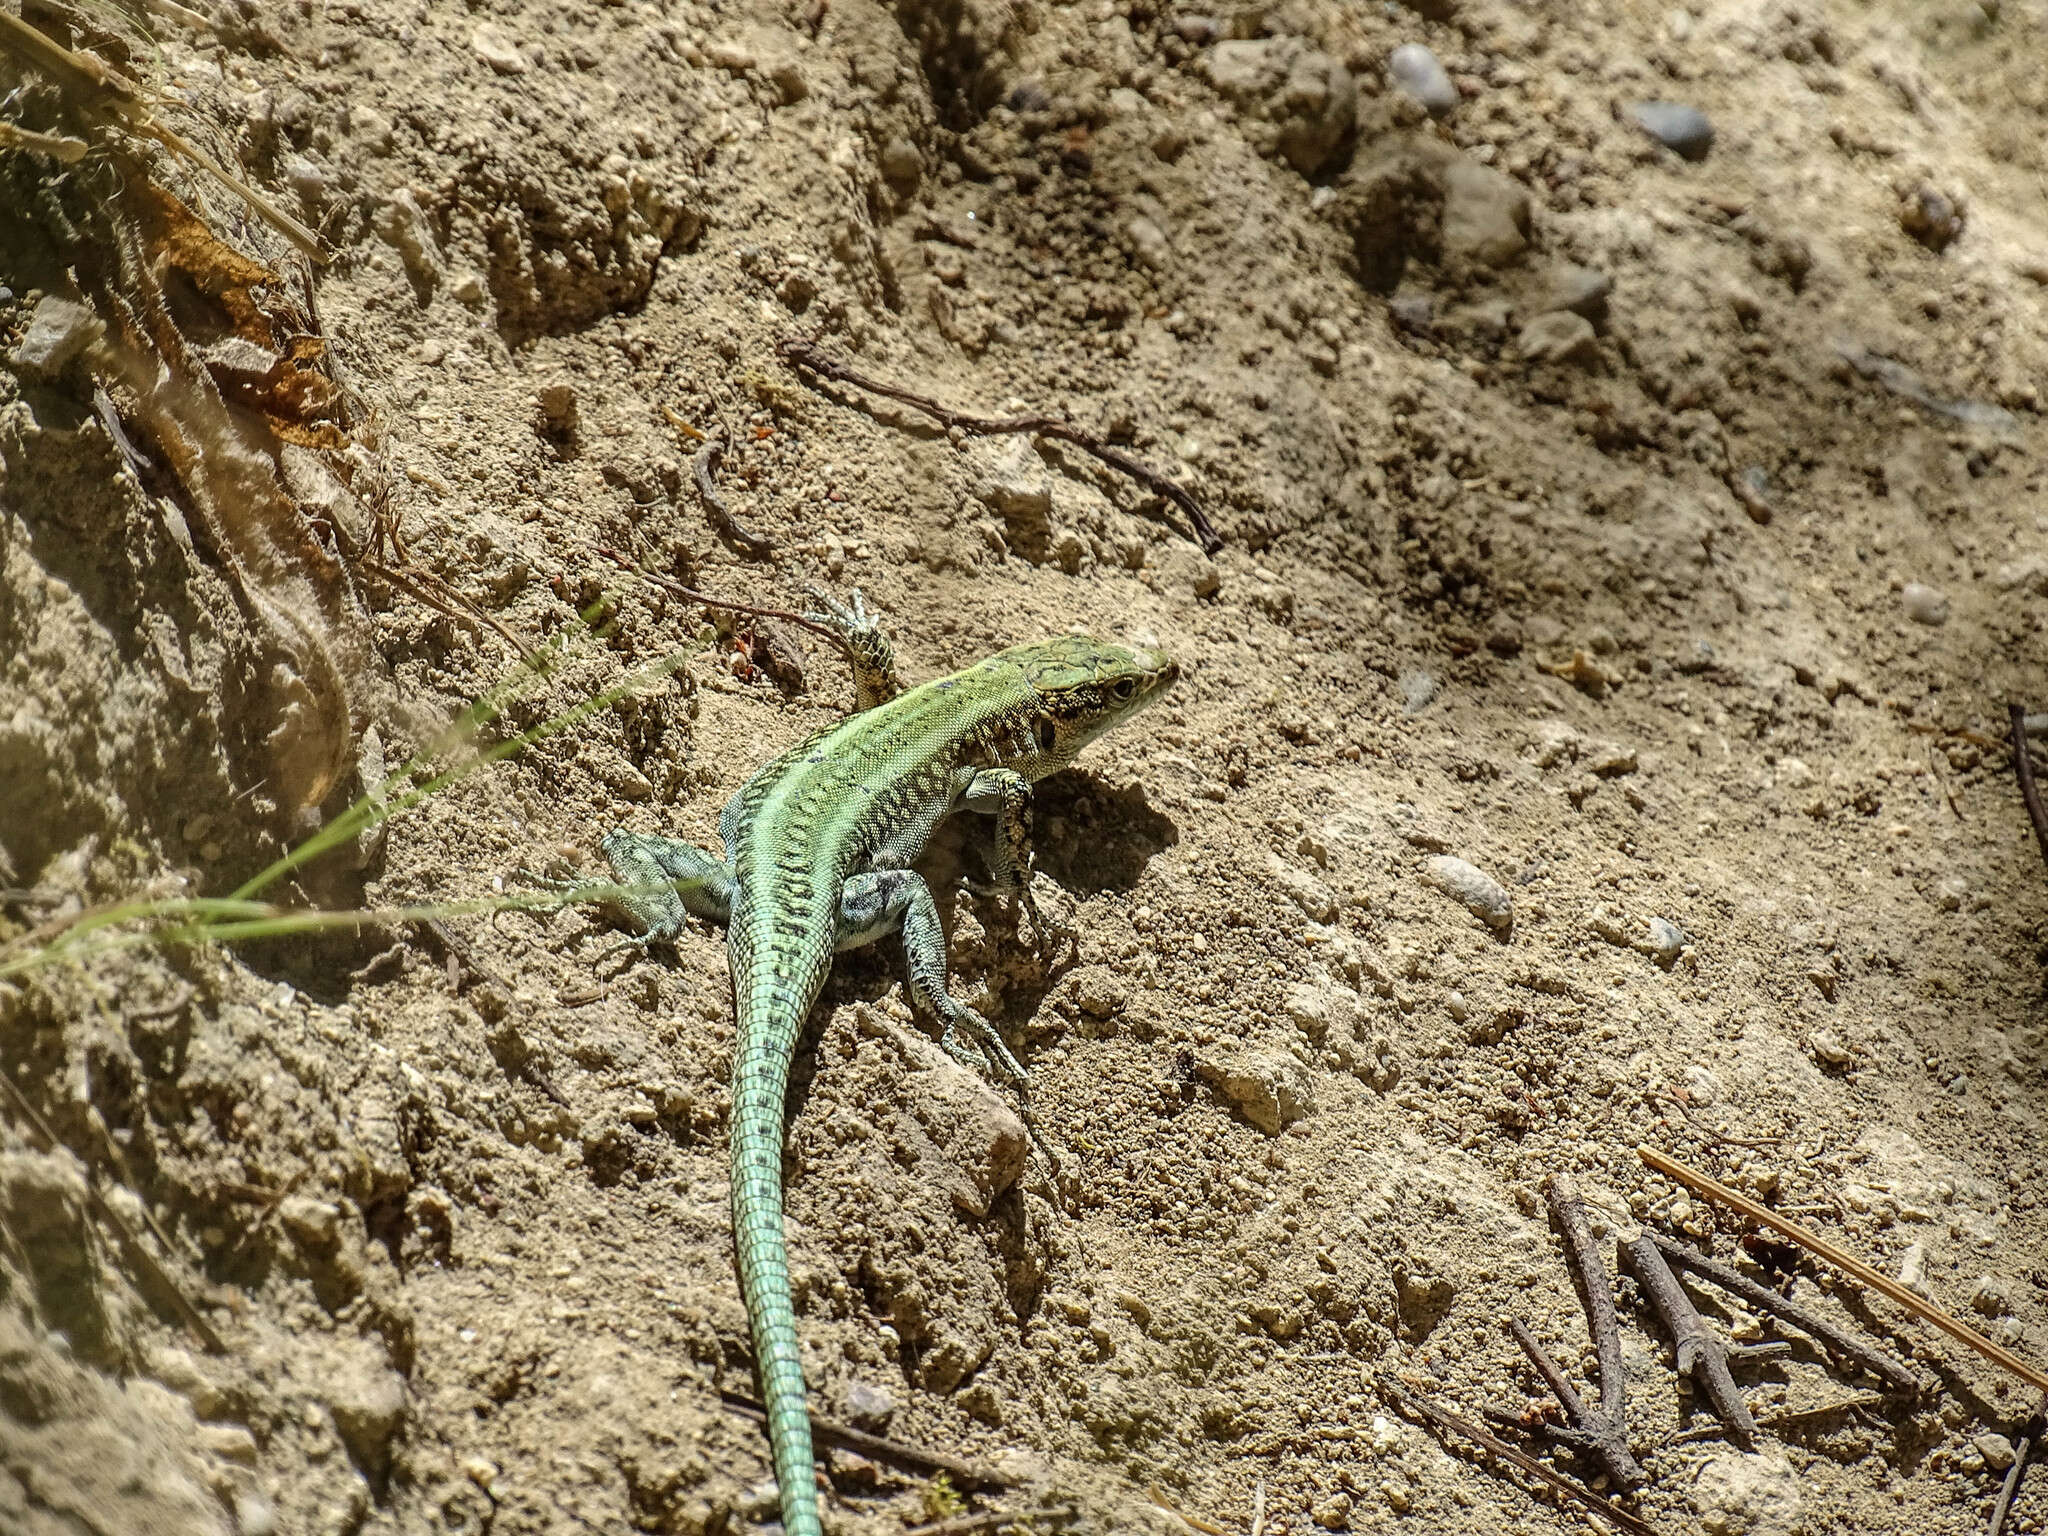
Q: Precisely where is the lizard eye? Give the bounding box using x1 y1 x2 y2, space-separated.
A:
1035 714 1059 752
1110 677 1138 702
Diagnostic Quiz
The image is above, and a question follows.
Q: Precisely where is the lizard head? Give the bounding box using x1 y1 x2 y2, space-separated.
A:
1014 635 1179 769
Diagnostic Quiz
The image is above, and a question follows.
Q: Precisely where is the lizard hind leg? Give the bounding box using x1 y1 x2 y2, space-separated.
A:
836 869 1026 1084
598 829 735 948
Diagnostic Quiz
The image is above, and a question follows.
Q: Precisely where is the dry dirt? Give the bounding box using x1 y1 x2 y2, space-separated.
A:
5 0 2048 1532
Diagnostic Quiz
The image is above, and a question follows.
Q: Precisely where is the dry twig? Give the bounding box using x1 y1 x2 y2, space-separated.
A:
1619 1237 1756 1447
1989 1392 2047 1536
1640 1147 2048 1395
1645 1233 1920 1396
904 1508 1075 1536
1379 1378 1657 1536
689 432 773 555
1654 1088 1781 1150
718 1389 1016 1489
778 337 1224 554
2008 705 2048 874
595 550 842 644
1493 1175 1645 1488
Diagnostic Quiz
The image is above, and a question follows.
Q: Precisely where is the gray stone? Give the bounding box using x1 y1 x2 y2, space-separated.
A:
1518 311 1598 365
1388 44 1457 115
1975 1433 2017 1472
1901 582 1949 626
1420 855 1513 931
471 22 528 74
1441 159 1529 267
1901 185 1964 252
1399 668 1439 714
1628 100 1714 161
1541 263 1612 320
8 297 101 377
1639 917 1686 966
1390 293 1433 332
843 1381 897 1429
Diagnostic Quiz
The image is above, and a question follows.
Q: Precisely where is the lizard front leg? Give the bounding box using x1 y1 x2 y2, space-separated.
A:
836 869 1026 1084
961 767 1067 944
800 586 903 712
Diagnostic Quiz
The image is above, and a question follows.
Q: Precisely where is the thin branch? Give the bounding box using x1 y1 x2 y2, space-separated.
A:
1645 1233 1921 1396
1639 1147 2048 1395
778 337 1224 554
904 1508 1075 1536
1989 1392 2047 1536
1654 1089 1781 1150
594 550 843 645
689 433 773 555
717 1389 1017 1489
1509 1175 1644 1488
1377 1378 1657 1536
1620 1237 1756 1447
2009 705 2048 874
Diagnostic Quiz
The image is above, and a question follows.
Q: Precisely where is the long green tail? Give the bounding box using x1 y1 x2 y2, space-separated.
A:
729 912 829 1536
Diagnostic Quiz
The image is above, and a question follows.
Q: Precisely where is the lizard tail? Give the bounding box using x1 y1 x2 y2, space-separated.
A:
731 950 824 1536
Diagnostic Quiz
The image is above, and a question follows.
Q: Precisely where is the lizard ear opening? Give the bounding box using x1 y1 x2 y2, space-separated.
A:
1035 714 1059 753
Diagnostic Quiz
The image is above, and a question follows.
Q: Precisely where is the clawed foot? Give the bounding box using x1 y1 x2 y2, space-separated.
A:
801 584 882 647
510 863 673 963
939 1007 1028 1087
961 872 1075 956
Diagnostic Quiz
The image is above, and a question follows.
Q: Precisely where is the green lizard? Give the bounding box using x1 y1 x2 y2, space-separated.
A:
587 591 1177 1536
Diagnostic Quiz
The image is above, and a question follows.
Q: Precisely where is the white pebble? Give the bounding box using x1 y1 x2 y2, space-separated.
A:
1420 856 1513 931
1388 44 1457 115
1901 582 1949 626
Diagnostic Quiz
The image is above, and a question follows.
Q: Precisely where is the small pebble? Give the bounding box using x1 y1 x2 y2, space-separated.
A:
1518 311 1598 365
1420 855 1513 932
844 1381 897 1429
1196 1048 1315 1134
471 23 528 74
1976 1433 2017 1472
1808 1029 1852 1067
1390 293 1434 333
1897 1240 1929 1294
1639 916 1686 966
1968 1276 2012 1316
8 296 101 376
879 136 921 184
1627 100 1714 161
1540 263 1612 320
1398 668 1439 714
1901 582 1949 626
1388 44 1457 115
1900 185 1964 252
234 1490 279 1536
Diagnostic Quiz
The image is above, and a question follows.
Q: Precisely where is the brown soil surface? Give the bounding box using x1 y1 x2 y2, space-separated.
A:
5 0 2048 1533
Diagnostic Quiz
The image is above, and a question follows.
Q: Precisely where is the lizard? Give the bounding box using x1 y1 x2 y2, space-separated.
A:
578 590 1178 1536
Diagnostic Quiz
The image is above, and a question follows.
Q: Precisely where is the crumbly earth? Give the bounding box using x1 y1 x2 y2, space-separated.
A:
4 0 2048 1533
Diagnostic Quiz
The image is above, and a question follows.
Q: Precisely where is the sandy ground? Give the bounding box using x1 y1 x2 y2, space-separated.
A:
6 0 2048 1532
